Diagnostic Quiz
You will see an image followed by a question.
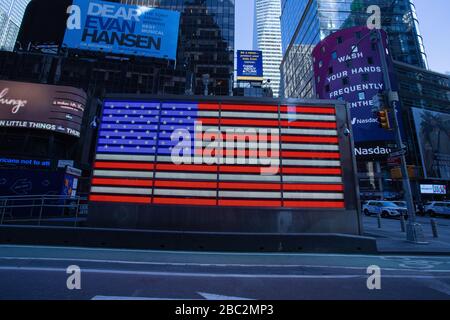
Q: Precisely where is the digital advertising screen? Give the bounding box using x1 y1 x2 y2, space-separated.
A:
63 0 181 60
0 80 87 137
89 99 347 209
237 50 264 81
312 26 402 160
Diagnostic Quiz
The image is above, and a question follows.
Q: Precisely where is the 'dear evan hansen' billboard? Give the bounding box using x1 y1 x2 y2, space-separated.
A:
63 0 180 60
0 80 86 137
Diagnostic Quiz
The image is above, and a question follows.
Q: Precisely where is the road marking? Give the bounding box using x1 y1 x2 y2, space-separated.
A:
92 292 252 300
92 296 190 300
1 266 450 279
197 292 252 300
2 256 450 273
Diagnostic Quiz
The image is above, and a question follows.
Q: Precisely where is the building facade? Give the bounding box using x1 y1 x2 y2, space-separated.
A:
254 0 283 97
0 0 30 51
0 0 235 192
280 0 427 99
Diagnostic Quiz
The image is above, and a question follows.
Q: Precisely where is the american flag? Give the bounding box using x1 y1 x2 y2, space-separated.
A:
90 100 344 209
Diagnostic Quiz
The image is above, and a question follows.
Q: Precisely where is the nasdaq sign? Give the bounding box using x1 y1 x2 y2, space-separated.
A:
64 0 180 60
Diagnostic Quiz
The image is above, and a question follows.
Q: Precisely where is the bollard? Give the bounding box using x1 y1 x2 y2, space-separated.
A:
431 218 439 238
400 214 406 232
377 213 382 229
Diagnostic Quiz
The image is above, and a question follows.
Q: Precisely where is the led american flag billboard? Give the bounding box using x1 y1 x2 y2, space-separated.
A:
89 100 345 209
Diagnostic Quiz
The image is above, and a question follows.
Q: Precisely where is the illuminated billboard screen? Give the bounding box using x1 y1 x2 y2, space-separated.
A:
420 185 447 195
412 108 450 180
89 100 347 209
237 50 264 81
312 26 402 160
63 0 180 60
0 80 86 137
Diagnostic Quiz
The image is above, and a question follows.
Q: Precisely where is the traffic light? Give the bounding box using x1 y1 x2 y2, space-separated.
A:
377 109 391 130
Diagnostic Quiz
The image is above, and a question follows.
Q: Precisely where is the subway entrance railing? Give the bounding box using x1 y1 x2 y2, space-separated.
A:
0 195 88 227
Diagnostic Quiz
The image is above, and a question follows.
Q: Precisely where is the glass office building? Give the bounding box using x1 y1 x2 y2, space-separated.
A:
0 0 30 51
254 0 283 97
280 0 428 98
117 0 235 96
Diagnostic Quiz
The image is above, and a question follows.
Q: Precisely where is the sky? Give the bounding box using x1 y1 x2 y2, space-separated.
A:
235 0 450 75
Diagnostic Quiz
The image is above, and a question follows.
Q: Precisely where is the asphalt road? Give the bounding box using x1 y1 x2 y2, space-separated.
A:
1 245 450 300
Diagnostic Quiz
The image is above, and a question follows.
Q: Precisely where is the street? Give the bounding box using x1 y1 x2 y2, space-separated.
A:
1 245 450 300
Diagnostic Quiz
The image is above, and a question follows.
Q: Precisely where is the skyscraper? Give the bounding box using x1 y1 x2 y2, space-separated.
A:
280 0 428 99
0 0 30 51
254 0 282 97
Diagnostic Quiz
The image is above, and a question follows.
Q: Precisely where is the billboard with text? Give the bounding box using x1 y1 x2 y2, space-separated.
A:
237 50 264 81
0 80 87 137
313 26 402 160
63 0 180 60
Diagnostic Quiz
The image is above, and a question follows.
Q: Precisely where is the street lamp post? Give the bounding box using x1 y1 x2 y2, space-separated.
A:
373 29 426 243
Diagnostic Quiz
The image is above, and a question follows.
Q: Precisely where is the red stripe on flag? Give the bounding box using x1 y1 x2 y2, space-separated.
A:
154 180 217 189
95 162 154 170
281 121 337 129
200 118 279 127
280 106 335 114
281 167 342 175
153 197 217 206
156 164 218 172
284 201 345 209
90 194 151 204
218 199 282 207
281 136 339 143
281 151 341 159
92 178 153 187
198 103 220 110
283 184 344 191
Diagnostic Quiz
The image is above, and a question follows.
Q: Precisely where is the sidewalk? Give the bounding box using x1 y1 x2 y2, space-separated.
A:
363 215 450 255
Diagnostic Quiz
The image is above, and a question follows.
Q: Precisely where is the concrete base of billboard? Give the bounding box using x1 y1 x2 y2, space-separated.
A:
88 203 361 235
0 225 377 254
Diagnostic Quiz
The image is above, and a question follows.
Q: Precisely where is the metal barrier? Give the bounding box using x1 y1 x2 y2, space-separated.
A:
0 195 88 227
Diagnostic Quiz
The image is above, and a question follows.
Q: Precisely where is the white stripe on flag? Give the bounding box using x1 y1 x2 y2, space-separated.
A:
219 191 281 199
283 176 343 183
282 160 341 167
280 114 336 121
91 186 152 195
281 128 338 136
154 189 216 197
96 154 155 162
281 144 339 151
283 192 344 200
93 170 154 178
154 172 217 180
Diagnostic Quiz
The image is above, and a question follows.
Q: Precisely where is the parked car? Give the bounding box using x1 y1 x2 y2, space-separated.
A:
392 201 406 208
362 201 407 218
424 202 450 217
